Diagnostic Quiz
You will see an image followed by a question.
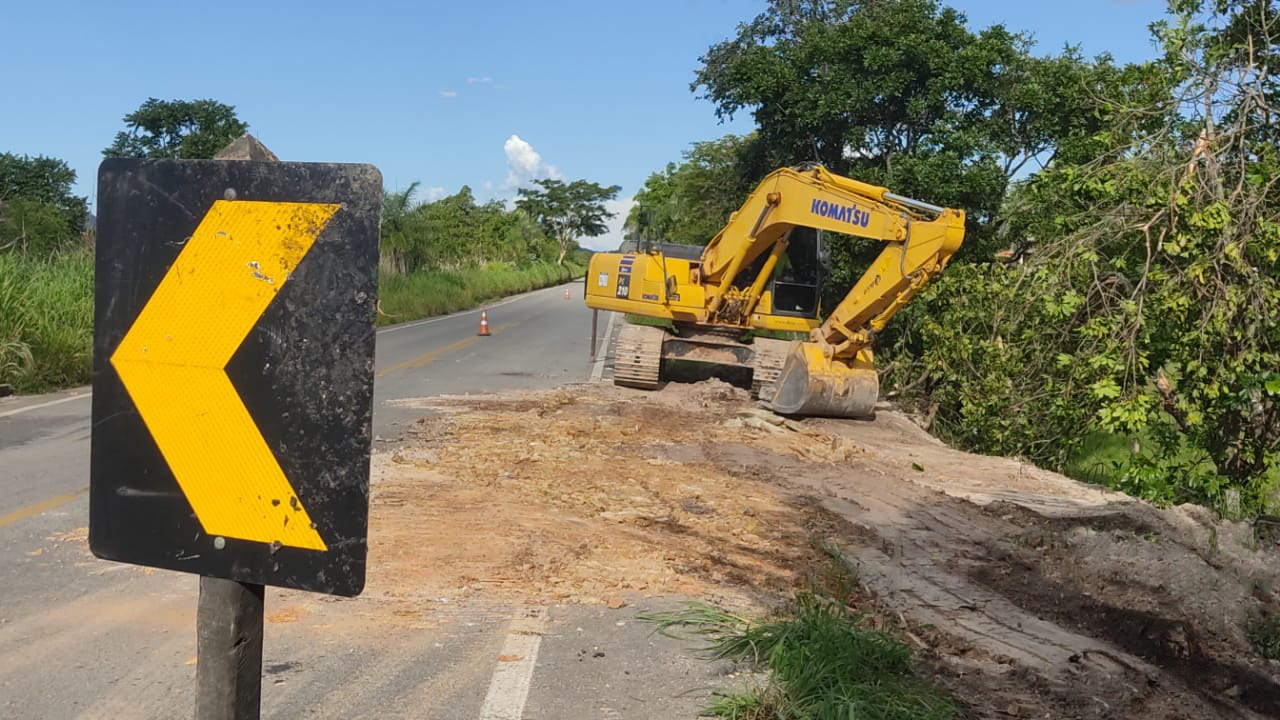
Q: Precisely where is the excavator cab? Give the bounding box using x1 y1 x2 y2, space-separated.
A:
769 227 823 318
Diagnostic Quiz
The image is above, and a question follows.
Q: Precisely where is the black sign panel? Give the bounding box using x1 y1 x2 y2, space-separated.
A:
90 159 381 596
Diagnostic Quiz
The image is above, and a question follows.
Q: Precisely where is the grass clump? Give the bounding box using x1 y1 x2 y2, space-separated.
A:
0 249 94 392
378 260 582 326
641 593 956 720
1246 610 1280 661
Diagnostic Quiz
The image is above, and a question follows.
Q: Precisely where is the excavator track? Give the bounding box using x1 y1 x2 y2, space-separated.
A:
612 323 665 389
750 337 792 401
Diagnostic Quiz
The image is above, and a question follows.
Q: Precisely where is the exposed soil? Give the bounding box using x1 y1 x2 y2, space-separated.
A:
372 380 1280 719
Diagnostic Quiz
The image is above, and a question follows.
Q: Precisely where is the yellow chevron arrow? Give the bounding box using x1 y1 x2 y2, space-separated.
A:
111 200 339 551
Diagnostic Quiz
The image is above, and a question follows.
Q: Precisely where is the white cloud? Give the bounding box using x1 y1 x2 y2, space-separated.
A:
439 90 458 98
503 134 560 188
580 198 636 252
425 186 447 202
466 76 494 84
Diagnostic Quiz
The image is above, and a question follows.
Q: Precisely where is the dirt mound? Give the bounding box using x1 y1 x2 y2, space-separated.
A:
370 383 847 612
371 382 1280 718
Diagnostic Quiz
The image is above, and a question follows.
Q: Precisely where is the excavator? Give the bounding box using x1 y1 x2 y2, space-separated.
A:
584 164 965 419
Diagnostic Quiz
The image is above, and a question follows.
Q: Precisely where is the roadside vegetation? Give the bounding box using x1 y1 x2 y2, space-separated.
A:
642 547 957 720
1 250 95 392
376 180 609 325
631 0 1280 516
378 259 583 325
1 152 94 392
3 99 615 391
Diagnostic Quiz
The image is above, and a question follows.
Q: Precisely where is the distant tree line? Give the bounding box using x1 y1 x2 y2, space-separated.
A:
381 179 619 275
2 97 252 257
0 153 88 256
5 96 621 276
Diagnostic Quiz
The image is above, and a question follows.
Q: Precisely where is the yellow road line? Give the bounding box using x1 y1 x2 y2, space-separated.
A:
0 487 88 529
377 324 511 377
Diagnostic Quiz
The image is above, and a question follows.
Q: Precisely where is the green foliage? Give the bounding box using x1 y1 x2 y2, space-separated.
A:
103 98 248 159
378 260 583 326
381 185 558 275
693 0 1114 259
1064 432 1133 486
1245 610 1280 661
0 153 87 257
0 249 94 392
641 595 956 720
516 178 621 264
627 134 761 247
882 262 1102 467
0 199 75 256
879 0 1280 513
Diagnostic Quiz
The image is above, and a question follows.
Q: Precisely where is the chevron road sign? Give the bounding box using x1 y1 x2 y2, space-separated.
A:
89 158 381 597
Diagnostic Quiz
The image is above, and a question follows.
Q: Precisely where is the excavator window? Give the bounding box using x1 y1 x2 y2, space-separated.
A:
770 227 822 318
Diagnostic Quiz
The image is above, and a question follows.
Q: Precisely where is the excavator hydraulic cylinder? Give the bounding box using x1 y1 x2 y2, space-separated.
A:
766 342 878 419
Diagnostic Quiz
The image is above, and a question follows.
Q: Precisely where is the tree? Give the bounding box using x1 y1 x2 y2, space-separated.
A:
885 0 1280 513
379 184 561 274
380 182 421 274
0 153 87 255
103 98 249 159
516 179 621 264
693 0 1108 257
627 134 762 247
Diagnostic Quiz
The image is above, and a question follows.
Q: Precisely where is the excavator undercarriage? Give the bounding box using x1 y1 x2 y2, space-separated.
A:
611 323 791 400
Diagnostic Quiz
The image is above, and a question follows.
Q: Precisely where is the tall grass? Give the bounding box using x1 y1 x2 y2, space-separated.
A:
0 249 94 392
377 260 582 326
0 252 582 393
643 595 957 720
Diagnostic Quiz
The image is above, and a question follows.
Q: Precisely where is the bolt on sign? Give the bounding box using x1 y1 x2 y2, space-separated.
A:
90 159 381 596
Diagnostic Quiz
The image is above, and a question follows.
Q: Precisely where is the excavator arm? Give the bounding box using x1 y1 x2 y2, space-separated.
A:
697 166 963 344
709 165 965 417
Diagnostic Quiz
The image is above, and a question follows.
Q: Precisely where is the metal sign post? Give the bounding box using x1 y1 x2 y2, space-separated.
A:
90 136 381 719
591 308 599 360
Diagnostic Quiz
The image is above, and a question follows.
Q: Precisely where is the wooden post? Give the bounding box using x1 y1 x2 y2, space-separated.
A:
192 133 277 720
195 578 265 720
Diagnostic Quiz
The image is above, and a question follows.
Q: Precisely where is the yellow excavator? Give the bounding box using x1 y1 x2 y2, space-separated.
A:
585 164 964 418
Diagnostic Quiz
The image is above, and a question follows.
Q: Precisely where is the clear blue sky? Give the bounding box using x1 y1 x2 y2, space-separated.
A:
6 0 1165 249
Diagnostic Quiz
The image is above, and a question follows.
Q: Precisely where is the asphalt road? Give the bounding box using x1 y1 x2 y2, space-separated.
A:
0 281 724 719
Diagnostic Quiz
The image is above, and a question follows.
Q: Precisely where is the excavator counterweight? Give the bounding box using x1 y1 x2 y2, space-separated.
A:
585 165 964 419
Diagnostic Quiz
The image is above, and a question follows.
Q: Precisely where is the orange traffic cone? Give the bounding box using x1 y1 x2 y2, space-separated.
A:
564 288 571 300
477 309 491 336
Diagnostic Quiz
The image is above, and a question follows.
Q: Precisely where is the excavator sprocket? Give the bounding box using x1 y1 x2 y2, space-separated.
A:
612 323 665 390
750 337 792 402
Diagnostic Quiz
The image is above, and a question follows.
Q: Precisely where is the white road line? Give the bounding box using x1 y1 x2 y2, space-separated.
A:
0 392 91 419
478 607 548 720
589 311 618 383
377 281 577 335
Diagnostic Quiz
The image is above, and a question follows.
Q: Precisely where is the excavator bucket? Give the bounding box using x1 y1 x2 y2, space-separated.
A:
766 342 878 419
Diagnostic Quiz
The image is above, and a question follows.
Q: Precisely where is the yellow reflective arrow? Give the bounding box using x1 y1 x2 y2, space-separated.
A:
111 200 339 551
